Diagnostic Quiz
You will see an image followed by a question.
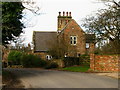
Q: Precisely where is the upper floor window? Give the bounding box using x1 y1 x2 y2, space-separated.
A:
70 36 77 45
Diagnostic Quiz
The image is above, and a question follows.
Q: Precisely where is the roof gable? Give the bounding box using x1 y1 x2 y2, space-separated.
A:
59 19 85 34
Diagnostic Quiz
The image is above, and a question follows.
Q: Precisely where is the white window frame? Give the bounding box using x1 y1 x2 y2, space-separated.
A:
46 55 52 60
77 53 81 57
70 36 77 45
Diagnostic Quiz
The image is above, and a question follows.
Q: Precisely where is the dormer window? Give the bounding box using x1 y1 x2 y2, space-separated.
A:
70 36 77 45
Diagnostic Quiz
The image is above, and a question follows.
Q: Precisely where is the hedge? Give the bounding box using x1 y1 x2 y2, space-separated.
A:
8 51 22 65
63 57 80 67
7 51 48 68
20 54 47 68
63 55 90 67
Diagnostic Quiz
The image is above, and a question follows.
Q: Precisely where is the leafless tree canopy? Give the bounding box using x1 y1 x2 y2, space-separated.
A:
82 1 120 54
22 0 41 15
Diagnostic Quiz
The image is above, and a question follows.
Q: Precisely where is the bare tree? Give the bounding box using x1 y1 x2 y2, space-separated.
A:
98 0 120 7
22 0 41 15
11 35 25 50
47 34 69 59
82 2 120 54
47 33 78 58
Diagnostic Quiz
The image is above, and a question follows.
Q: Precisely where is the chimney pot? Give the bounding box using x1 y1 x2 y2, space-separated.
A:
59 12 61 16
69 12 71 17
66 12 68 16
63 11 65 16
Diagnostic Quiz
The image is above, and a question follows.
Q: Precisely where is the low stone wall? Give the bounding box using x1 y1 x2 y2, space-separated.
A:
51 59 64 68
90 54 119 72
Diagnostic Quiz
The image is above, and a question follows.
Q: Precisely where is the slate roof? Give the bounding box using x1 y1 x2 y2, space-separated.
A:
33 31 95 52
33 27 95 52
33 31 57 52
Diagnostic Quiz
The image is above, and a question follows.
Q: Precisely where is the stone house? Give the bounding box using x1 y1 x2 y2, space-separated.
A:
33 12 95 60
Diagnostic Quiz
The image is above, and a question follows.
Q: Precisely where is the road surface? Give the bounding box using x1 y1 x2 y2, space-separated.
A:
4 68 118 88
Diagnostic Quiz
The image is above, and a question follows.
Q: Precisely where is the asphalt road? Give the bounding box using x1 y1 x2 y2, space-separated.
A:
4 68 118 88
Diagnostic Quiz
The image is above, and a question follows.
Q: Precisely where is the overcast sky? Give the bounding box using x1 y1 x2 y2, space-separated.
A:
21 0 107 45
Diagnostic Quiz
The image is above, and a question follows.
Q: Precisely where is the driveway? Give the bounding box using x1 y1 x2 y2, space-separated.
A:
4 68 118 88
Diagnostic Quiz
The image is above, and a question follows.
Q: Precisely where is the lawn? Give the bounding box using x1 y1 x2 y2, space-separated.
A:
61 66 90 72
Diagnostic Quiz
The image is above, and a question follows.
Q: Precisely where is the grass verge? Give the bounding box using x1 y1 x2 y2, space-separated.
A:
60 66 90 72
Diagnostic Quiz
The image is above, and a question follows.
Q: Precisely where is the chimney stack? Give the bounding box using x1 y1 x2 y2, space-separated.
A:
59 12 61 16
69 12 71 17
66 12 68 16
63 11 65 16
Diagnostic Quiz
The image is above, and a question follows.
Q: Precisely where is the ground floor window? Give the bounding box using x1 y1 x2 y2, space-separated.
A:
77 53 81 57
46 55 52 60
86 43 90 49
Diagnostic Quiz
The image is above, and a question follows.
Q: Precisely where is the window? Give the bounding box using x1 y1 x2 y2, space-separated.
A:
72 27 74 30
70 36 77 45
46 55 49 59
86 43 90 48
46 55 52 60
77 53 81 57
64 53 68 57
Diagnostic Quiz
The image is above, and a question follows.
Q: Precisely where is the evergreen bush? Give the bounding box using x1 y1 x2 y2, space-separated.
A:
21 54 47 68
8 51 22 65
8 51 48 68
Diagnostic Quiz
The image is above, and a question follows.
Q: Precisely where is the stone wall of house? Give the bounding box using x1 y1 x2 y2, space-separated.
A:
90 54 119 72
62 20 86 57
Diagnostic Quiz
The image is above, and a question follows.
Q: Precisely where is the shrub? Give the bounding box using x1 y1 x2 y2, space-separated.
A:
8 51 16 63
20 54 31 67
21 54 47 68
32 55 47 67
8 51 48 68
45 62 58 69
8 51 22 65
